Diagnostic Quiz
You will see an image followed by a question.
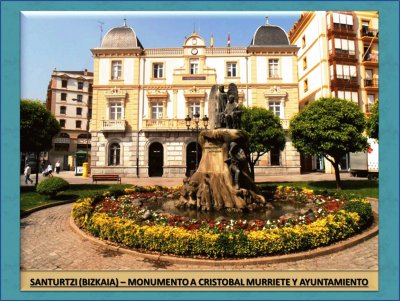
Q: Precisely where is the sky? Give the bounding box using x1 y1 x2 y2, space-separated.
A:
21 11 301 101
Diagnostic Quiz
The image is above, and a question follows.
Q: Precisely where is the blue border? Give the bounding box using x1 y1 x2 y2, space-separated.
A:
1 1 399 300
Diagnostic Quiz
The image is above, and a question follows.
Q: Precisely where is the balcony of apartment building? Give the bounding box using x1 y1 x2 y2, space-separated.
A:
360 27 379 43
362 52 379 67
100 119 126 132
328 48 357 63
330 75 359 89
327 23 356 39
364 78 379 91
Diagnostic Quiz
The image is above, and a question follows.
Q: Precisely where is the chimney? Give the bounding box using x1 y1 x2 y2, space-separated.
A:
84 68 88 76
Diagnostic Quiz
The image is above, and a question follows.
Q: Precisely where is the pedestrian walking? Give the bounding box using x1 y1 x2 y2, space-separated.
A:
55 160 61 174
24 165 34 184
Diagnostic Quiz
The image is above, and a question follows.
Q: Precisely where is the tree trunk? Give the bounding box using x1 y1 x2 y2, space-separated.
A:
333 160 342 191
248 160 255 181
179 129 265 211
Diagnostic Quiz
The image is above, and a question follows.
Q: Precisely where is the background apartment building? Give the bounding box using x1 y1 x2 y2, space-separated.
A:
289 11 379 173
89 20 301 178
46 69 93 170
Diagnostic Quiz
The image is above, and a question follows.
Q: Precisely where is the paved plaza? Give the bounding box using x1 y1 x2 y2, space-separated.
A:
20 171 378 271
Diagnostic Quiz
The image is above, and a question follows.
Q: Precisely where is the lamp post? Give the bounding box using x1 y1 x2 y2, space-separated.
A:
72 98 90 175
185 112 209 170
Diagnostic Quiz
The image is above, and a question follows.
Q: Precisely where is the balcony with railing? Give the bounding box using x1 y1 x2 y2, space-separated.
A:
330 76 359 88
360 28 379 41
328 48 357 62
143 119 188 130
362 53 379 67
364 79 379 90
327 23 356 37
100 119 126 132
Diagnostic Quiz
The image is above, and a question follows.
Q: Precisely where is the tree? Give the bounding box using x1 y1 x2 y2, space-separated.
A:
290 97 368 190
240 106 286 180
367 100 379 140
21 99 61 184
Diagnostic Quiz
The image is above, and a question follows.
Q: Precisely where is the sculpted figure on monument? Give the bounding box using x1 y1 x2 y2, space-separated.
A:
226 142 247 189
217 86 228 128
224 94 242 129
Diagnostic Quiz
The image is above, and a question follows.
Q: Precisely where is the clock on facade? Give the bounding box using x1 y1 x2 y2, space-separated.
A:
191 48 198 55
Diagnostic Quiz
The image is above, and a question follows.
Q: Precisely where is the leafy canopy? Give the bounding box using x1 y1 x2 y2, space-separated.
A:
366 100 379 140
290 97 368 160
241 106 286 154
21 99 61 153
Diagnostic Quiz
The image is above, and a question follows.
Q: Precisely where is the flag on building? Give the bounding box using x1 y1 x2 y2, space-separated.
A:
227 33 231 47
210 34 214 48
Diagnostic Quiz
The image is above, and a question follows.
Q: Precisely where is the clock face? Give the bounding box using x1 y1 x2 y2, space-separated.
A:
191 48 198 55
192 38 197 45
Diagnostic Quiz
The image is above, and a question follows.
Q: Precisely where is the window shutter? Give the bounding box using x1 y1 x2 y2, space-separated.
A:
342 39 348 50
335 38 341 49
333 13 340 23
339 14 347 25
346 15 353 25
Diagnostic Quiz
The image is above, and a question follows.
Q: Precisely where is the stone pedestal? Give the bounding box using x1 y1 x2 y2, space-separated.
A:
178 129 265 211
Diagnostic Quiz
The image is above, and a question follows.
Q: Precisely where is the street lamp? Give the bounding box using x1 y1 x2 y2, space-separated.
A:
72 98 90 175
185 112 209 170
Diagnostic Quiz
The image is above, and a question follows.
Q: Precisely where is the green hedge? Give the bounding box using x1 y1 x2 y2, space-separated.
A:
36 177 69 197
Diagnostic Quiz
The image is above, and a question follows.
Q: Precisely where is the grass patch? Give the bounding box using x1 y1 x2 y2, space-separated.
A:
20 184 132 212
258 180 378 198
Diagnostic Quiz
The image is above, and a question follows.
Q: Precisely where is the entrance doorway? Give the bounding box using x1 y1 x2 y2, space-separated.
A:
186 142 202 177
149 142 163 177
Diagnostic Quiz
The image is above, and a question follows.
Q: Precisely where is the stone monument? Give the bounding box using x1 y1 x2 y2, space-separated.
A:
178 83 265 212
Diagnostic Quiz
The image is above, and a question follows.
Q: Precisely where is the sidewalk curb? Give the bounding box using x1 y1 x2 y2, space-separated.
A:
69 205 379 267
20 199 76 218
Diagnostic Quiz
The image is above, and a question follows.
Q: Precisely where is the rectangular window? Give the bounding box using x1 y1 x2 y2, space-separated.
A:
302 35 306 48
304 79 308 92
76 120 82 128
153 63 164 78
268 101 281 117
109 102 123 120
78 82 84 90
77 94 83 102
189 101 201 117
336 64 357 80
190 59 199 74
332 13 353 29
268 59 279 78
151 102 163 119
61 93 67 101
60 106 66 115
59 119 66 127
111 61 122 80
61 79 68 88
303 57 307 70
337 90 358 102
76 107 82 116
334 38 355 55
227 62 237 77
88 96 92 104
88 108 92 119
367 94 375 112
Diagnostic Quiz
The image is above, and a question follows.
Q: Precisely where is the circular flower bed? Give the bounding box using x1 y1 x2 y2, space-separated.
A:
72 185 373 259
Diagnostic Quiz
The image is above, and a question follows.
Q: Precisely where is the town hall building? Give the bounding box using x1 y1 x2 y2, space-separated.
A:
89 20 301 178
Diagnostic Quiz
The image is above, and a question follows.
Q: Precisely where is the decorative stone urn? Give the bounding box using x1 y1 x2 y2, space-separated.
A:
178 129 265 212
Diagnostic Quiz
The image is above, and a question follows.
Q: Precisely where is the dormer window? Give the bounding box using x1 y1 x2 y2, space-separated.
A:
111 61 122 80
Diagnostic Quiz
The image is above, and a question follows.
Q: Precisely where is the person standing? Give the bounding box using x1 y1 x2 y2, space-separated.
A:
24 165 34 184
55 160 61 174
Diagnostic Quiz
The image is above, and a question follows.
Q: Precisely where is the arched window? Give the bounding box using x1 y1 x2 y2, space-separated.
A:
109 143 120 166
78 133 91 139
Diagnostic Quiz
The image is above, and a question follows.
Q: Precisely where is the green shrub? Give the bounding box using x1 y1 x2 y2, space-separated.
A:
343 200 373 228
36 177 69 197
